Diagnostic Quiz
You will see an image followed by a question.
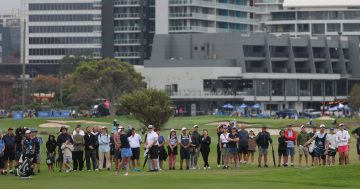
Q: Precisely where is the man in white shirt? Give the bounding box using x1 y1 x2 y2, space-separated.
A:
128 128 141 172
336 124 350 165
326 128 337 166
145 125 159 171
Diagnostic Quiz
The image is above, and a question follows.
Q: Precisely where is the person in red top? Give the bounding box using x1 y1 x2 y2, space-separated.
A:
284 124 297 167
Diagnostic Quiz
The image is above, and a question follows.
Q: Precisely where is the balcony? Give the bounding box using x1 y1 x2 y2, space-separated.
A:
169 25 211 33
93 0 102 7
114 26 141 32
114 52 141 58
169 0 258 13
114 0 141 6
114 39 141 45
114 13 141 19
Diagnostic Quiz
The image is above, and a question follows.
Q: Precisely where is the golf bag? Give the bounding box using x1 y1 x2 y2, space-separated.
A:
17 156 34 177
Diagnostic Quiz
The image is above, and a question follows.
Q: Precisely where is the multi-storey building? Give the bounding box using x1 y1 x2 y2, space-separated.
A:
253 0 283 31
139 33 360 115
22 0 102 64
265 0 360 36
0 13 20 63
156 0 258 34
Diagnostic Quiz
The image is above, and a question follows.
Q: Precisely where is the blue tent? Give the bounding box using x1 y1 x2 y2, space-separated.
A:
252 103 261 109
223 103 234 109
239 103 248 109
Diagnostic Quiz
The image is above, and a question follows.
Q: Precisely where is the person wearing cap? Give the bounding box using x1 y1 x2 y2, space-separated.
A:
179 127 191 170
216 124 225 168
327 128 337 166
228 127 240 168
304 124 329 166
351 126 360 161
255 126 272 168
22 130 35 162
308 126 317 166
219 126 230 169
57 126 72 172
238 125 249 164
0 131 6 175
247 129 256 164
284 124 297 167
167 129 178 170
200 129 211 170
84 126 98 171
128 128 142 172
98 126 111 171
3 128 16 174
72 125 85 171
116 126 133 176
31 129 43 174
297 125 310 166
190 125 201 170
145 125 159 172
336 124 351 165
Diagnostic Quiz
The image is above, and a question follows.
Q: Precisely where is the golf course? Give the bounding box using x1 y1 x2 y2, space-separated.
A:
1 115 360 189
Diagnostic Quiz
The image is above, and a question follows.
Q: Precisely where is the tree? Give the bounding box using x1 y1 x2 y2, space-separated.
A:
120 89 173 129
31 75 60 94
69 58 146 116
348 84 360 117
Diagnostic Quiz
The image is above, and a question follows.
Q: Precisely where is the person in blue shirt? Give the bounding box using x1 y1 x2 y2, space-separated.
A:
0 131 6 175
3 128 16 174
156 129 167 171
116 127 132 176
98 126 111 171
31 129 42 174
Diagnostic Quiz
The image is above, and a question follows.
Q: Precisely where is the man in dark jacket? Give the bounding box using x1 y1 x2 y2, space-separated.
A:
191 125 201 169
84 126 98 171
3 128 16 174
238 125 249 164
256 126 272 167
57 126 72 172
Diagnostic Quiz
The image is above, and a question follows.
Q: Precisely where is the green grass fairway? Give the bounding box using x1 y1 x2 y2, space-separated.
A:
0 116 360 188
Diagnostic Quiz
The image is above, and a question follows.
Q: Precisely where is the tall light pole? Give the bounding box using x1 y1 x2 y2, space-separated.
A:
21 19 26 112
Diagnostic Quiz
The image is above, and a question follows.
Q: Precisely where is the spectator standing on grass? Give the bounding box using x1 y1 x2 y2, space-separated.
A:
247 130 256 164
98 127 111 171
116 127 132 176
128 128 141 172
31 129 42 174
297 125 310 166
61 139 74 173
256 126 272 168
336 124 351 165
191 125 201 169
156 129 167 171
352 126 360 161
167 129 178 170
3 128 16 174
57 126 72 172
327 128 337 166
238 125 249 164
278 130 288 167
72 125 85 171
219 126 230 169
285 124 297 167
305 124 328 166
113 126 121 172
15 128 25 167
228 127 239 168
145 125 159 172
200 129 211 170
179 127 191 170
308 126 317 166
84 127 98 171
216 125 224 168
0 131 5 175
46 135 57 173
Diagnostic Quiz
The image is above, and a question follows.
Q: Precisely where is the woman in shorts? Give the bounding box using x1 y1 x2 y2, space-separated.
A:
336 124 351 165
228 127 239 168
247 129 256 164
219 126 230 169
116 128 132 176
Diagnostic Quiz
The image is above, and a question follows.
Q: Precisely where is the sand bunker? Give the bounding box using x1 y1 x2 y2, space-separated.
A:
39 123 70 128
46 120 109 125
316 116 335 121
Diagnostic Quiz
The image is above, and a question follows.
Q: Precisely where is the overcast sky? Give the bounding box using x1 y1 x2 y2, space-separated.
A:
0 0 21 14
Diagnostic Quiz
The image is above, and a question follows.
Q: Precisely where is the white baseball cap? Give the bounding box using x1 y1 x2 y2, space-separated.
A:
148 125 154 129
25 130 31 134
193 125 199 128
181 127 187 131
320 124 326 128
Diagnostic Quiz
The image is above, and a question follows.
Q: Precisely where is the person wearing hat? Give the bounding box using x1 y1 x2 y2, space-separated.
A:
284 124 297 167
31 129 43 174
179 127 191 170
255 126 272 168
336 124 350 165
219 126 230 169
327 128 337 166
216 124 225 168
0 131 6 175
247 129 256 164
3 128 16 174
167 129 178 170
98 126 111 171
191 125 201 170
304 124 329 166
57 126 72 172
145 125 159 172
351 126 360 161
297 125 310 166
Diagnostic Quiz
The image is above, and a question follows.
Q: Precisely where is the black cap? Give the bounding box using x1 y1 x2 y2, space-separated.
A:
8 128 14 131
76 124 81 128
60 126 68 132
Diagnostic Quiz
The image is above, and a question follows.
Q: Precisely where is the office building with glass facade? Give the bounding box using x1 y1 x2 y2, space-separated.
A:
138 32 360 115
22 0 102 64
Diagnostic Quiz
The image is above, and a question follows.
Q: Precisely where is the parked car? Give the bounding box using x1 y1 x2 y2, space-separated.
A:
302 109 322 118
276 109 298 119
